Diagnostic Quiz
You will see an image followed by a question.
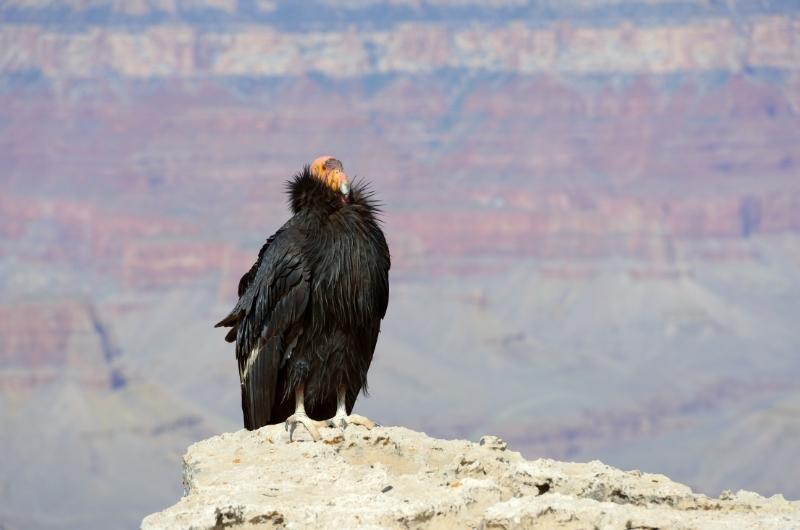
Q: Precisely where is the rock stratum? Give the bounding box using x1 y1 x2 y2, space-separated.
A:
141 424 799 529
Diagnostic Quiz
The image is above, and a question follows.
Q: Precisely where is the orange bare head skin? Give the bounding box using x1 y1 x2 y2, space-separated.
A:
310 155 350 197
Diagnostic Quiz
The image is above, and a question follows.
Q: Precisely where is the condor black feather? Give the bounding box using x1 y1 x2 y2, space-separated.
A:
215 158 390 433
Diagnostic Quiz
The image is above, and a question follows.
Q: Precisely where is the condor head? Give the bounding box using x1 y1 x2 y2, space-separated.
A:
310 155 350 200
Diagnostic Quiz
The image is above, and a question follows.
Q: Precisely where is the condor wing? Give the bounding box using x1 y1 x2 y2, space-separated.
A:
215 229 309 429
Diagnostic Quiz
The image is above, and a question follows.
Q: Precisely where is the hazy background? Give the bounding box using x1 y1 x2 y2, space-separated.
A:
1 1 799 528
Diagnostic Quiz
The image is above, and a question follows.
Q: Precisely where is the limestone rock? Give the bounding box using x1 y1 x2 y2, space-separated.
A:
142 424 800 529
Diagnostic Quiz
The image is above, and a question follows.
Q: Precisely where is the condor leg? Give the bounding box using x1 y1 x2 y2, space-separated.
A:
328 386 377 431
285 384 327 442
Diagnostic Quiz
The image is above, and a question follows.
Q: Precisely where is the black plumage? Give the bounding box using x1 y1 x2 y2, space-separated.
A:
215 161 390 431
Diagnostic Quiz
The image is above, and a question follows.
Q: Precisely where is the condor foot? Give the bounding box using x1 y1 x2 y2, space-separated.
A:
327 413 377 431
285 413 327 442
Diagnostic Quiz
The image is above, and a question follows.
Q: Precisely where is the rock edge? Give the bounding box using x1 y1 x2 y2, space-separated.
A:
142 424 799 529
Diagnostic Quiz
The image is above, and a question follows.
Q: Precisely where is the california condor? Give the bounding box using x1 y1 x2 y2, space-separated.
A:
216 156 390 440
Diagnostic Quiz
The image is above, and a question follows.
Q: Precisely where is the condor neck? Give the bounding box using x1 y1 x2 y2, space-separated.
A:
288 170 341 217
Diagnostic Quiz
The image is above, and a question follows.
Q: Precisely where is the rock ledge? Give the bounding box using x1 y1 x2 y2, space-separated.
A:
142 424 799 529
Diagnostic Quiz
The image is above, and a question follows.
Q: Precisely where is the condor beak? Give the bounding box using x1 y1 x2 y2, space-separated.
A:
329 167 349 198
